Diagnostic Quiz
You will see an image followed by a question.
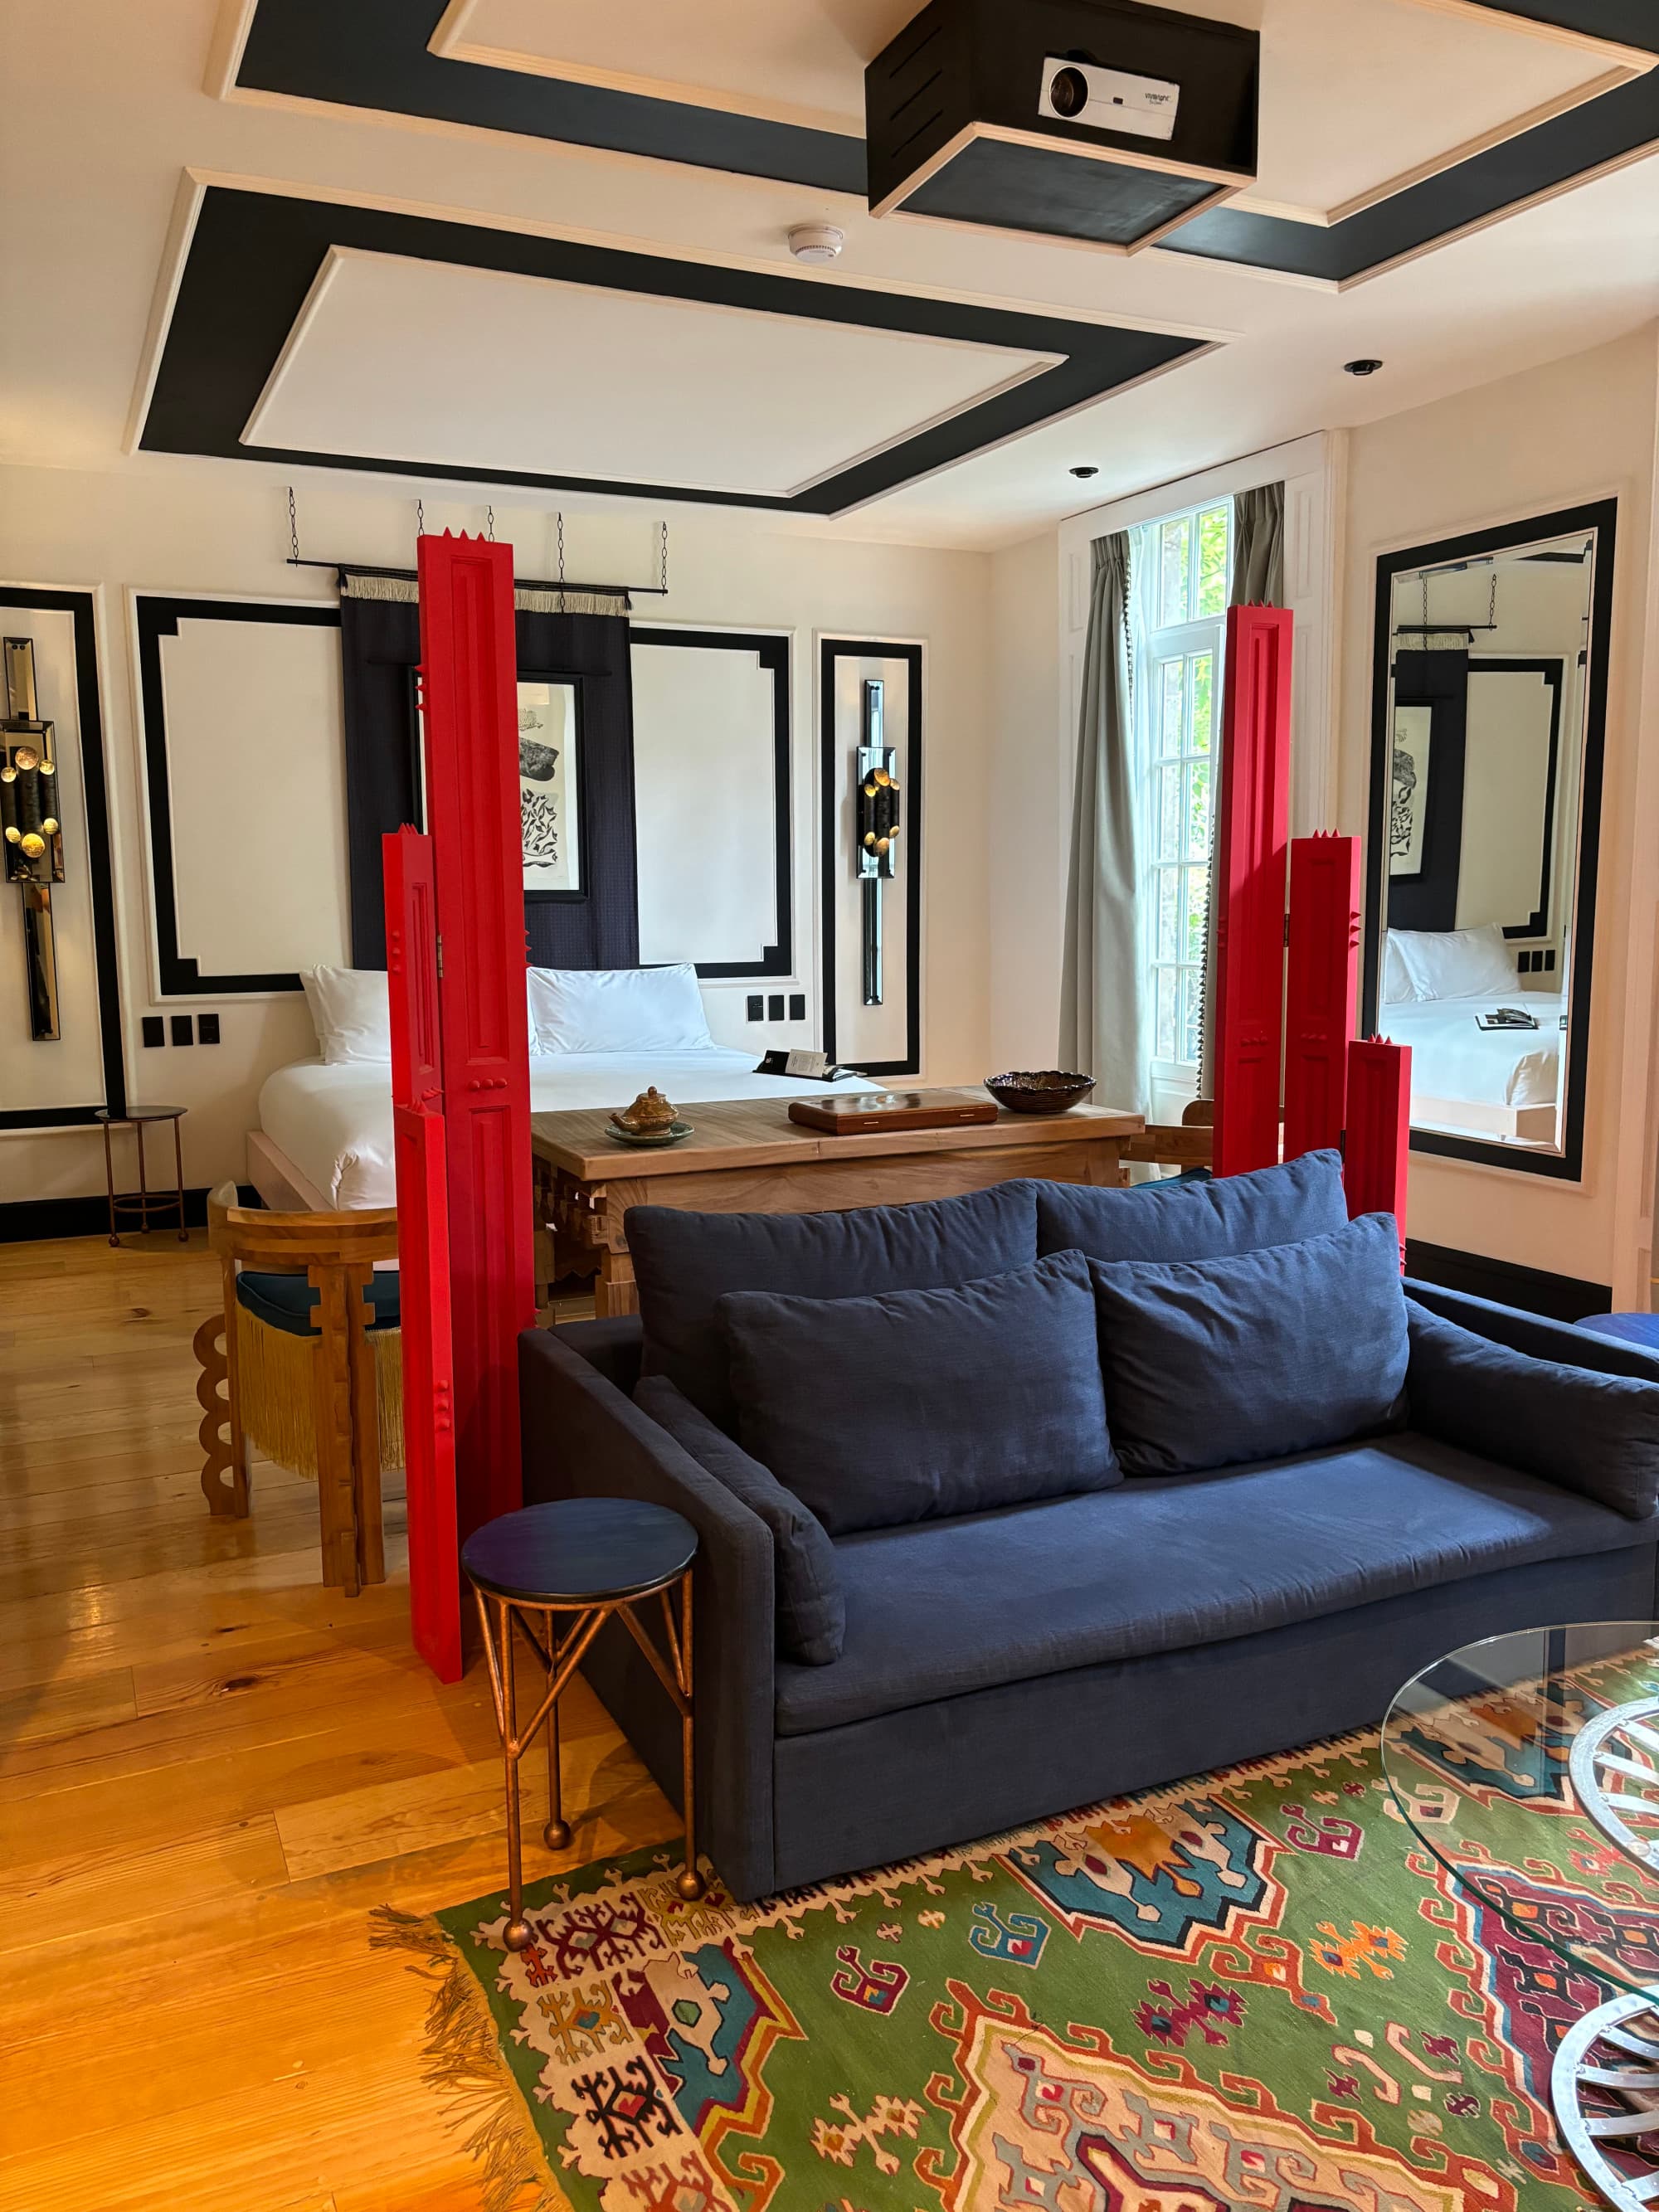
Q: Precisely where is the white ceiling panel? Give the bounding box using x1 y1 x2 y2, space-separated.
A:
439 0 1630 221
241 247 1060 495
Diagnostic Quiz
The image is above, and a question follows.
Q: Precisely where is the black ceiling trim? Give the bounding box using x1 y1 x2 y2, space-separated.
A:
233 0 1659 285
0 587 126 1130
238 0 865 195
139 187 1203 514
135 594 343 996
630 630 794 980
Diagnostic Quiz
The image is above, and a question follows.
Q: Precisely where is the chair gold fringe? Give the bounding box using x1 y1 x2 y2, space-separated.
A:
234 1305 405 1476
369 1908 568 2212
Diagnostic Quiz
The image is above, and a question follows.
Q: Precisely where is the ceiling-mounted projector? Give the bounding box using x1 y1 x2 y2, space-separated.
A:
865 0 1258 253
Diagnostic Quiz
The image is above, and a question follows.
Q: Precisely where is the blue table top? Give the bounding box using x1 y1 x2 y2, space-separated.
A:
1576 1311 1659 1351
461 1496 697 1604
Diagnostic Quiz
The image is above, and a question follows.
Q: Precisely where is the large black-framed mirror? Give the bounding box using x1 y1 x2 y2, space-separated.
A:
1362 498 1616 1181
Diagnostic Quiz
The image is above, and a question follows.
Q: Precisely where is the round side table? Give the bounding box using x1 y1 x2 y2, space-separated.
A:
461 1496 703 1951
94 1106 187 1244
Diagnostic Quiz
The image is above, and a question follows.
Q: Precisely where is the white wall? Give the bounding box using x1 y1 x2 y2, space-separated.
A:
986 530 1063 1071
1340 325 1659 1302
0 457 996 1204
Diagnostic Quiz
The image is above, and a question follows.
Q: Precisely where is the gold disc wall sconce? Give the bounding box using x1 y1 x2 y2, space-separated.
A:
1 636 64 1041
855 677 901 1007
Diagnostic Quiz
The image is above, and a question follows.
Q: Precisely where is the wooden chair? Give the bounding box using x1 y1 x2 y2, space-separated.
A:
193 1184 401 1595
1119 1097 1215 1177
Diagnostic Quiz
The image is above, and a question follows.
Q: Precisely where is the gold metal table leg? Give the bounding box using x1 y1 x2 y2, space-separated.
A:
543 1607 571 1850
499 1597 532 1953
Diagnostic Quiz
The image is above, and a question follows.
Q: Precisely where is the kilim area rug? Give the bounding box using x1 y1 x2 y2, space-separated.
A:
374 1723 1634 2212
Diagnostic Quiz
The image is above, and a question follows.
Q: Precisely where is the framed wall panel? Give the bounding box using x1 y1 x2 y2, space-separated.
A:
631 628 791 980
0 586 124 1130
134 594 347 995
820 638 922 1077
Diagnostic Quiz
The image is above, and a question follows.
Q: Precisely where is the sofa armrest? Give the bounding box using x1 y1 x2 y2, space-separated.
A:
518 1326 776 1899
1405 1299 1659 1520
552 1314 645 1393
1404 1279 1659 1385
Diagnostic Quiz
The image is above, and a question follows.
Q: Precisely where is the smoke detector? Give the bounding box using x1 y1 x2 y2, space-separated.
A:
788 224 845 265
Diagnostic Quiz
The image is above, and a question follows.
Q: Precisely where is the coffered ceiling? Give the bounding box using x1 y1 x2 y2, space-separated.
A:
7 0 1659 546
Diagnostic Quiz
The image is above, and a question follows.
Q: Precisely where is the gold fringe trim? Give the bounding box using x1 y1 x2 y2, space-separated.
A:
370 1907 571 2212
235 1306 405 1476
339 571 628 618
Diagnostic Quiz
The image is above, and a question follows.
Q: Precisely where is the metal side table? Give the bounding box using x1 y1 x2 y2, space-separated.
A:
462 1496 704 1951
95 1105 187 1244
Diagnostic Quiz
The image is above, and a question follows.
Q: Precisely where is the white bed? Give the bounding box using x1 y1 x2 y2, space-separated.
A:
255 1049 874 1211
1384 991 1564 1143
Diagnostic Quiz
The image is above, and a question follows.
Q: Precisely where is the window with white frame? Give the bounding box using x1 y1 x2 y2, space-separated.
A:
1134 499 1231 1096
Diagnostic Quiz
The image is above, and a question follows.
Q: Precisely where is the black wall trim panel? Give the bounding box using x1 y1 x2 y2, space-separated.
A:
135 595 342 995
140 188 1201 512
233 0 1659 287
1405 1237 1612 1323
0 586 125 1128
820 639 922 1078
631 630 791 980
0 1187 220 1244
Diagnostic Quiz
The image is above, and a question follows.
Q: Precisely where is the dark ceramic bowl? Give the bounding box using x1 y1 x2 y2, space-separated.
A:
985 1071 1097 1116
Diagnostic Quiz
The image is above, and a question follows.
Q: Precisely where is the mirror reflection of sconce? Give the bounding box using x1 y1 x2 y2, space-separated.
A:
855 678 901 1006
0 637 64 1041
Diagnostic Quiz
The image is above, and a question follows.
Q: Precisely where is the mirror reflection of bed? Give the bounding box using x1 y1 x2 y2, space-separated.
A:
1371 509 1611 1169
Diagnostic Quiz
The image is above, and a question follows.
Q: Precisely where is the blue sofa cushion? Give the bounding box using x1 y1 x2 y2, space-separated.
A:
627 1181 1039 1427
1408 1300 1659 1521
1037 1147 1347 1264
634 1374 845 1664
1088 1212 1409 1475
718 1250 1117 1535
776 1433 1659 1735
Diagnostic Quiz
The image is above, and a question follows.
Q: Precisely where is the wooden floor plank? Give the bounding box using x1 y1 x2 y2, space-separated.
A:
0 1230 673 2209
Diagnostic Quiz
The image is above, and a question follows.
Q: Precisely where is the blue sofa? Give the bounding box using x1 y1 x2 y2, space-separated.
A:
518 1157 1659 1903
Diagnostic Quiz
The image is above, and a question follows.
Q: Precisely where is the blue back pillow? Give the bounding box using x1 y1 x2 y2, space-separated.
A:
1407 1300 1659 1521
718 1249 1118 1534
1088 1212 1409 1475
627 1182 1039 1427
1039 1149 1347 1265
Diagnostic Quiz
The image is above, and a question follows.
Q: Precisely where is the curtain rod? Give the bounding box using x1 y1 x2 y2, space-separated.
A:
283 557 669 596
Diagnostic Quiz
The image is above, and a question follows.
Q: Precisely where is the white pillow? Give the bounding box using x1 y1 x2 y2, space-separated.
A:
528 964 713 1055
1382 934 1414 1007
301 965 392 1064
1392 924 1515 1004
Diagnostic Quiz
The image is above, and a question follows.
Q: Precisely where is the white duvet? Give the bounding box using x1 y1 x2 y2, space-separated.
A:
1381 992 1563 1110
257 1050 875 1209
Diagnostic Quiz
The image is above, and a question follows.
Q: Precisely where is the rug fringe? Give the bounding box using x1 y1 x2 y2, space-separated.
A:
371 1906 570 2212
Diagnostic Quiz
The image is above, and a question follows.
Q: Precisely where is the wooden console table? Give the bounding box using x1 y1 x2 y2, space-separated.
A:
531 1088 1144 1317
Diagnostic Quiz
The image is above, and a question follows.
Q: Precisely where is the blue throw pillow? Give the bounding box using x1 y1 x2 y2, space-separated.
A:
634 1375 846 1664
717 1249 1117 1534
629 1181 1039 1427
1038 1149 1347 1265
1407 1300 1659 1521
1087 1212 1408 1475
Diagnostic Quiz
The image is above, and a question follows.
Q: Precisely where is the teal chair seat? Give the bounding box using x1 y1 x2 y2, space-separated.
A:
235 1269 401 1336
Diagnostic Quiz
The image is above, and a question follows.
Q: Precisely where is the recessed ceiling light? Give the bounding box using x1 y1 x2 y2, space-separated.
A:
788 224 845 264
1344 357 1384 377
1070 464 1100 479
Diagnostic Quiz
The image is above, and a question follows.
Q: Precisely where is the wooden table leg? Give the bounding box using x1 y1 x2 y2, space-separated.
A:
596 1248 639 1319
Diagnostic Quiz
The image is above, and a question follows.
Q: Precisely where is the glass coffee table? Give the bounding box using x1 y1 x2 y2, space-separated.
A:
1384 1623 1659 2211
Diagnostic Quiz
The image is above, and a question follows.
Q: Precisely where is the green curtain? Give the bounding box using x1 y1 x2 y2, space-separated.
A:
1060 532 1146 1115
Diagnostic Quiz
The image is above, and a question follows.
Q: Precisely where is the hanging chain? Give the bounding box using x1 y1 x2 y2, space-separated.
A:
557 511 566 586
485 504 495 542
1420 570 1428 634
416 497 426 539
287 485 300 563
1487 571 1497 630
659 518 669 596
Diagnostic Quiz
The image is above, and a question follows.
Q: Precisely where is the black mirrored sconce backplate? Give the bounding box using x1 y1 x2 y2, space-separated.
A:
855 677 901 1007
0 636 64 1041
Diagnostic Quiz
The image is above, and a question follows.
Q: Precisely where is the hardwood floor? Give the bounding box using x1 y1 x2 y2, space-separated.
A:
0 1232 674 2210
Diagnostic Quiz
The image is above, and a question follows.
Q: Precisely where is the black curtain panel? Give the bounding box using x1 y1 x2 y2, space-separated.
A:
339 593 639 970
1387 649 1468 935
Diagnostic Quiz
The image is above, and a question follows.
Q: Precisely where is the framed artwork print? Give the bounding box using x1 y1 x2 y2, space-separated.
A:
519 679 582 898
1389 704 1433 879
